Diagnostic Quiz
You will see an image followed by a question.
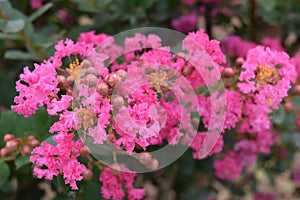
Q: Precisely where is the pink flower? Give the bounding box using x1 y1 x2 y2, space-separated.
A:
221 35 256 58
99 166 146 200
30 133 87 190
78 31 111 47
238 46 295 109
171 12 199 33
191 132 224 159
213 151 242 180
57 10 75 25
12 61 59 118
30 0 43 9
261 37 284 51
47 95 72 115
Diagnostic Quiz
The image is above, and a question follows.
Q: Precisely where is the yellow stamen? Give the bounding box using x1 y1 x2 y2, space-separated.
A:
69 58 82 77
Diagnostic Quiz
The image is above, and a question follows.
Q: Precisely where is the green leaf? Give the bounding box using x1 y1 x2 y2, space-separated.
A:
4 50 38 61
0 160 10 187
28 3 53 22
255 0 276 12
15 154 30 170
271 105 286 125
3 19 25 33
0 33 19 40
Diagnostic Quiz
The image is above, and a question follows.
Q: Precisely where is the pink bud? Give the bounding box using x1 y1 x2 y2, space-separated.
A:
86 67 97 75
148 158 159 170
86 74 98 87
5 140 19 153
4 133 15 143
96 82 109 97
284 101 294 112
67 75 75 83
0 148 11 157
83 169 94 180
79 146 91 156
111 95 124 109
57 75 68 89
105 73 121 88
29 139 40 147
221 67 235 78
235 57 244 67
27 135 36 141
21 145 31 157
81 59 93 69
182 65 194 76
295 85 300 95
115 69 127 81
139 152 152 165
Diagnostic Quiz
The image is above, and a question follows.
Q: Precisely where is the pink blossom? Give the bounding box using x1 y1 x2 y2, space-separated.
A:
213 151 242 180
77 31 111 47
261 37 284 51
221 35 256 58
57 10 75 25
30 0 43 9
99 166 146 200
171 12 199 33
47 95 72 115
30 133 87 190
191 132 224 159
12 61 59 118
183 29 226 64
238 46 295 109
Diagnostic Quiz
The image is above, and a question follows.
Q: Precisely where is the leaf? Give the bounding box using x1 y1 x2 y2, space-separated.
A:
28 3 53 22
255 0 276 12
4 50 39 61
3 19 25 33
15 154 30 170
272 105 286 125
0 160 10 187
0 33 19 40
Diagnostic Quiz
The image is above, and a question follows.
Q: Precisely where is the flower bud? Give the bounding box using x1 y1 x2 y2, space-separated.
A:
5 139 19 153
4 133 15 143
221 67 235 78
235 57 244 67
295 85 300 95
21 145 31 157
0 148 10 157
57 75 68 89
107 131 116 142
148 158 159 170
111 95 124 109
81 59 93 69
182 65 194 76
96 82 109 97
29 139 40 147
115 69 127 81
27 135 36 141
86 67 97 75
79 146 91 156
139 152 152 165
83 169 94 180
104 73 121 88
67 75 75 83
86 74 98 87
284 101 294 112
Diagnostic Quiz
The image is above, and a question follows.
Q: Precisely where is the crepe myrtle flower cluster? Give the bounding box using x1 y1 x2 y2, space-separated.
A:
11 28 295 199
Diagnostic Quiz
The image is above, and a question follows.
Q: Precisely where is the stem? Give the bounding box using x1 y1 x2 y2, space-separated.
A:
249 0 257 42
204 5 212 38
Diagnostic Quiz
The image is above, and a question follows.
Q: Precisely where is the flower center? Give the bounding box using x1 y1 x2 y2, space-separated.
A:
256 65 280 85
69 58 82 77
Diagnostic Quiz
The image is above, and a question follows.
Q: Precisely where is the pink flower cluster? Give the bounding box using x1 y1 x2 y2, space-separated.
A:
11 27 296 197
99 166 146 200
